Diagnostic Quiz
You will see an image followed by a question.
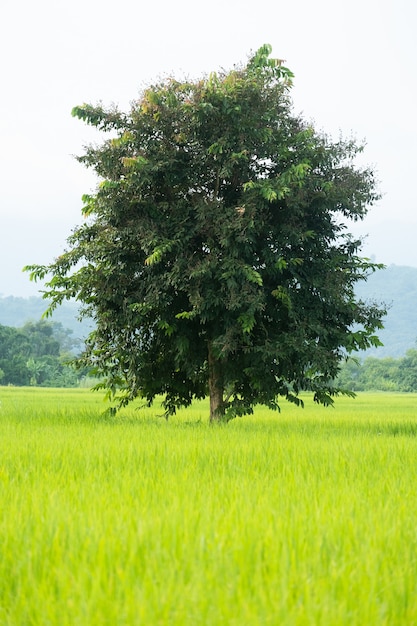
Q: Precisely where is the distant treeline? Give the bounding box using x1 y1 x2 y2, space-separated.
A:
2 264 417 359
0 321 89 387
337 349 417 392
2 319 417 393
2 263 417 390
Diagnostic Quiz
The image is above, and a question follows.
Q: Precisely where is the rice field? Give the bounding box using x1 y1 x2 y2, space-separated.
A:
1 387 417 625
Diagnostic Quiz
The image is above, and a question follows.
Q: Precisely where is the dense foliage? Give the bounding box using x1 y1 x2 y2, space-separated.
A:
6 264 417 360
0 321 85 386
26 45 385 420
338 348 417 392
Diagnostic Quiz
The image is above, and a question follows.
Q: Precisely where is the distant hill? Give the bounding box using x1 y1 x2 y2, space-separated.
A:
1 264 416 358
0 296 93 340
355 265 417 358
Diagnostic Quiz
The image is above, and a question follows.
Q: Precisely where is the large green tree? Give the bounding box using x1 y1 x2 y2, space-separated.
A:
26 45 385 420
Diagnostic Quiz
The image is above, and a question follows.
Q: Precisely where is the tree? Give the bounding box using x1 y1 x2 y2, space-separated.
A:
21 320 60 358
25 45 385 421
26 357 46 386
0 325 31 385
0 321 85 387
398 348 417 391
360 357 400 392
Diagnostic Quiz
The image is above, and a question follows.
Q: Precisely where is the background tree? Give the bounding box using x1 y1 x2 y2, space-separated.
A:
0 325 31 385
21 320 60 358
397 348 417 391
26 45 385 421
336 345 417 392
0 321 85 387
357 357 400 392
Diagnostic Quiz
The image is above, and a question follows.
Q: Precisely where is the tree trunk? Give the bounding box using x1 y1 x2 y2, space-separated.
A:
208 342 225 422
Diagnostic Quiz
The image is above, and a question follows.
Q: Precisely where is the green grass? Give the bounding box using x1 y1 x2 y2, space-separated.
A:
1 388 417 625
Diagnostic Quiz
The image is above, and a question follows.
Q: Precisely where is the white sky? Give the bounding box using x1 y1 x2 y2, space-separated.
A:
0 0 416 296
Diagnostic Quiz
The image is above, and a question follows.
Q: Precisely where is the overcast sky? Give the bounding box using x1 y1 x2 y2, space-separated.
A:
1 0 416 297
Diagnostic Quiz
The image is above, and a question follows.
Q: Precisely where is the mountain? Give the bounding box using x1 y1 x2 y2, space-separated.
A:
355 265 417 358
0 296 93 340
0 264 416 358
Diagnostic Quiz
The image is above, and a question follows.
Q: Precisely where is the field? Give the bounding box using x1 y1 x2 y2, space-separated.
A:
1 388 417 625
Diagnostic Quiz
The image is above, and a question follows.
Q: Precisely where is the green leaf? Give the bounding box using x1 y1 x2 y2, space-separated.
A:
157 320 175 336
272 286 292 309
175 311 194 320
208 142 223 155
238 313 256 334
81 194 96 216
144 249 162 266
242 266 263 286
275 258 288 271
144 242 174 266
261 186 278 202
121 155 148 170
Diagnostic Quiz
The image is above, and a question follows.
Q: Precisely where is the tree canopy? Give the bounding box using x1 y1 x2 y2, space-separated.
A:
0 320 82 386
26 45 385 420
